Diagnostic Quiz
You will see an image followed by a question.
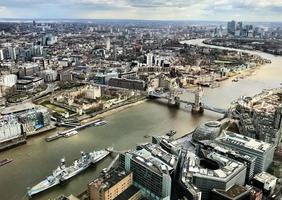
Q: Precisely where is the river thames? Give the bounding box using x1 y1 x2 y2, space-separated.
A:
0 39 281 200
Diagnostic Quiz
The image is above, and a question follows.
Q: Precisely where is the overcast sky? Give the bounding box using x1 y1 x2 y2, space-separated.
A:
0 0 281 21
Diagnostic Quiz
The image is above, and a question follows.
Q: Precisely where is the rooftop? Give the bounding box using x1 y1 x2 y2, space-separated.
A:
17 79 33 84
140 143 178 168
212 184 249 199
201 140 256 162
217 131 273 153
19 63 39 69
114 185 140 200
129 148 173 175
0 102 36 115
253 172 277 184
182 150 245 182
89 167 130 192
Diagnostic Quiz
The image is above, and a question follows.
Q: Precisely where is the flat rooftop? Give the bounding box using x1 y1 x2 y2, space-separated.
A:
182 151 245 181
253 172 277 184
114 185 140 200
201 140 255 161
0 102 36 115
212 184 249 199
140 143 178 168
89 167 131 192
130 148 173 175
17 79 33 84
217 131 272 153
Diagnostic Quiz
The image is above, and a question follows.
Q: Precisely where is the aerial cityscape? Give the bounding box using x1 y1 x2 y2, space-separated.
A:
0 1 282 200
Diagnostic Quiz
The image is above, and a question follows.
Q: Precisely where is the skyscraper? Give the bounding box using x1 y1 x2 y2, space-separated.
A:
8 47 17 61
106 38 111 51
227 20 236 35
146 53 154 67
0 49 4 61
216 131 275 174
120 148 172 200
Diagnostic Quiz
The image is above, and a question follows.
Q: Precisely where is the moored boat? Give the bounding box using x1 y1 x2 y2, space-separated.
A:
60 152 92 181
27 159 66 197
64 130 78 138
26 148 112 197
0 158 13 167
94 120 107 126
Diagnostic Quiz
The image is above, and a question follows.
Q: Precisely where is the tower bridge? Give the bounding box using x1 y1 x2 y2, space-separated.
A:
148 87 227 115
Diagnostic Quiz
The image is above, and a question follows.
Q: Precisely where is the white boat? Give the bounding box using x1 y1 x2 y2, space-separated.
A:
27 148 112 196
60 152 92 181
27 175 60 197
94 120 107 126
91 149 111 164
64 130 78 138
60 149 111 181
27 160 66 197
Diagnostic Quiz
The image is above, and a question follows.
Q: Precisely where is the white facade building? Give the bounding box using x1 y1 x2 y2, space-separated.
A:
0 74 17 87
0 49 4 60
106 38 111 51
147 53 154 67
0 115 22 142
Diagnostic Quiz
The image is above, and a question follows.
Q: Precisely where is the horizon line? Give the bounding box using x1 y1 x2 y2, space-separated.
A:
0 17 281 24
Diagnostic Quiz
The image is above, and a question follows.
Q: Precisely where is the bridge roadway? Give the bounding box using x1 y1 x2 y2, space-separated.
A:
81 82 227 114
148 91 227 114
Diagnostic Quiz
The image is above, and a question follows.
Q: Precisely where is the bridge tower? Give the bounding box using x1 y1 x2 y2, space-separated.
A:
192 86 204 113
168 91 180 107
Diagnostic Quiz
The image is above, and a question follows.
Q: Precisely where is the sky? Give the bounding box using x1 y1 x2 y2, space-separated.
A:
0 0 281 22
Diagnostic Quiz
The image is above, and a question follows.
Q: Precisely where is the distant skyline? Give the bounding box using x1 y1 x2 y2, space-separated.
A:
0 0 281 22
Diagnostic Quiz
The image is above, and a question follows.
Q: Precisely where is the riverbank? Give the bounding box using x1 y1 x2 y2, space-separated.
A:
180 39 270 89
228 64 261 80
81 98 148 124
203 38 282 56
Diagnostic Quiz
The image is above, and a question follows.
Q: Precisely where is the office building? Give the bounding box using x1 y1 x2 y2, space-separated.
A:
0 74 17 87
232 88 282 147
30 45 43 57
58 69 73 81
227 21 236 35
0 49 4 60
94 72 118 85
146 53 154 67
18 63 40 78
0 114 25 151
216 131 275 174
8 47 17 61
21 76 44 88
40 69 57 82
198 140 256 183
108 78 146 91
120 148 172 200
16 79 34 91
0 115 22 143
106 38 111 51
17 106 51 135
42 34 57 46
88 167 142 200
181 151 247 200
251 172 277 196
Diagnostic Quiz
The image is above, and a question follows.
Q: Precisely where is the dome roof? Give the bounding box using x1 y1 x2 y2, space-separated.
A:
192 121 221 141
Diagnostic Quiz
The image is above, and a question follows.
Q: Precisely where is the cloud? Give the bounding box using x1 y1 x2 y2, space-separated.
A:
0 0 281 21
